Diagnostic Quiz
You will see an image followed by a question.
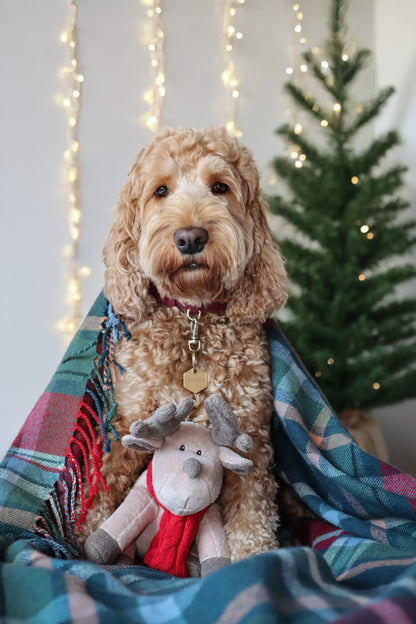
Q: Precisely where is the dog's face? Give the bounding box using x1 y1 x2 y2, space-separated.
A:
137 138 257 304
104 127 287 322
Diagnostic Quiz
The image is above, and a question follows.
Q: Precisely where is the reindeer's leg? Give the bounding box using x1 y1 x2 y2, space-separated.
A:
79 444 150 545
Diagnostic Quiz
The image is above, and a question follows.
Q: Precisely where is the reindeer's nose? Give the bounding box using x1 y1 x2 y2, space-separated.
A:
174 227 208 255
183 457 202 479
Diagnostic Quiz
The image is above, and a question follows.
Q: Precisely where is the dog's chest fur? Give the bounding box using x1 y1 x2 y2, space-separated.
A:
113 305 274 435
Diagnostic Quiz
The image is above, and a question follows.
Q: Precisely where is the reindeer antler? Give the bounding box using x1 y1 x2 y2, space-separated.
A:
204 395 253 453
123 398 194 452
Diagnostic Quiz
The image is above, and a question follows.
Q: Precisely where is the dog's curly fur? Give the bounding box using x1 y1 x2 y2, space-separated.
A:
81 127 287 562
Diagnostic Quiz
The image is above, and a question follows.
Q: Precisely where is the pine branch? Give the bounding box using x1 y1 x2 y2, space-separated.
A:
330 0 344 38
282 241 325 274
374 298 416 321
349 370 416 411
271 157 323 206
276 123 324 164
359 266 416 309
369 223 416 261
283 82 328 122
375 367 416 407
335 49 372 91
358 240 416 276
351 165 408 206
353 344 416 382
352 131 401 175
344 300 416 353
268 194 300 217
345 86 395 138
372 298 416 346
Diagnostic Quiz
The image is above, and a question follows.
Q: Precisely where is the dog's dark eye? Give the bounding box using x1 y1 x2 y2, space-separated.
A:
154 185 168 197
179 444 185 451
196 450 202 456
212 182 229 195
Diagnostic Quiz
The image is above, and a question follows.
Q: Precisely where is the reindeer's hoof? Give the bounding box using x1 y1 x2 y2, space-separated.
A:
84 529 121 565
200 556 231 576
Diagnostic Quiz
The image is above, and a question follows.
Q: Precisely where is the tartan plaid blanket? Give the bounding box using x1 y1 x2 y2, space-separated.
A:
1 291 416 622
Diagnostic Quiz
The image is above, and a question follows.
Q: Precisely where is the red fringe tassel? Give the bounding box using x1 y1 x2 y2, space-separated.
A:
66 397 109 530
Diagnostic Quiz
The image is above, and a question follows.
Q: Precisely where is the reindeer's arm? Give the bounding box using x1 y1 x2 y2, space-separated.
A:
195 502 231 576
84 471 158 565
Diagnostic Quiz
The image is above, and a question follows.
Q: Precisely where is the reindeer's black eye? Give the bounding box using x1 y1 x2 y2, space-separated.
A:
196 450 202 456
179 444 185 451
155 185 168 197
212 182 229 195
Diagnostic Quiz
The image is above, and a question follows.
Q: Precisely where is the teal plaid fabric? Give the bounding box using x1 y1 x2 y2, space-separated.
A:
1 291 416 622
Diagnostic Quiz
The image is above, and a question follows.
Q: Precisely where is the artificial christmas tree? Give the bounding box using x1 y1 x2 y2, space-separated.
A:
269 0 416 435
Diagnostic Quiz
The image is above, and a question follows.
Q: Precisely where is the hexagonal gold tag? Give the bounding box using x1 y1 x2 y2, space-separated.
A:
183 367 208 394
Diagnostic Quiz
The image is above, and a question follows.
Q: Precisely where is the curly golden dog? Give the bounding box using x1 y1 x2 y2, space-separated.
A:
82 127 287 563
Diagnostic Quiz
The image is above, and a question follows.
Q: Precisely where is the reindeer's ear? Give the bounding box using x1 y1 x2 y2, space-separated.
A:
219 447 253 475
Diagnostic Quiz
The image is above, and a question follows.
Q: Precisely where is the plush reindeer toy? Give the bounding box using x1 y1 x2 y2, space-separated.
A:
84 396 253 577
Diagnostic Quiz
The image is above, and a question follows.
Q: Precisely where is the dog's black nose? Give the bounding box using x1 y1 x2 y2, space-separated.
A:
174 227 209 255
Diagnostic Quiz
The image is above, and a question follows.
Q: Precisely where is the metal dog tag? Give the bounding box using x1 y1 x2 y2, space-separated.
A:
183 367 208 393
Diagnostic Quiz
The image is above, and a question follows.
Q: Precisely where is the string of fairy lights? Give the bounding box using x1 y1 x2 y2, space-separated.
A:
141 0 166 132
139 0 245 136
285 3 309 171
220 0 246 137
56 0 90 341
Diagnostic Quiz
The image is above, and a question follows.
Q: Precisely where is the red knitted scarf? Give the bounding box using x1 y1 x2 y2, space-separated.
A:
144 461 208 577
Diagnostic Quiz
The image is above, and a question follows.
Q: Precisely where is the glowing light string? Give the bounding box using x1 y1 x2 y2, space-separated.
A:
267 2 309 189
285 2 309 170
57 0 90 340
141 0 166 132
221 0 246 137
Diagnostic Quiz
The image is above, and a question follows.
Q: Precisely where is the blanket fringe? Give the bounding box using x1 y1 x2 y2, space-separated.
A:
48 302 130 551
67 396 109 528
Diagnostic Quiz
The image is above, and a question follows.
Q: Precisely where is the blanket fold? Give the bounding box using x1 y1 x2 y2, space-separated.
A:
1 290 416 622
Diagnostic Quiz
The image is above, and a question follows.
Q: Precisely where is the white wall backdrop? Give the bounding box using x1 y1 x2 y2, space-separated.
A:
0 0 415 471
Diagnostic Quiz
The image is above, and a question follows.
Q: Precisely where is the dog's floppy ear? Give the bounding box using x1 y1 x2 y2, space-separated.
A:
104 128 179 321
103 150 153 322
226 164 288 324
